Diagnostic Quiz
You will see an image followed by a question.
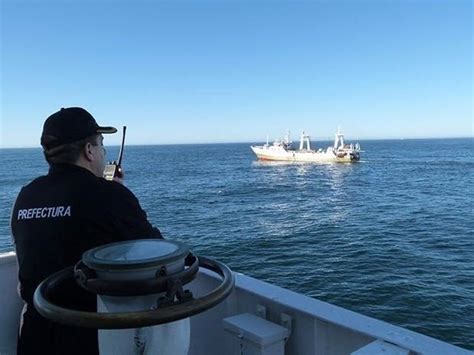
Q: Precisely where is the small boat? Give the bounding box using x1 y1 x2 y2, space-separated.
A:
251 129 361 163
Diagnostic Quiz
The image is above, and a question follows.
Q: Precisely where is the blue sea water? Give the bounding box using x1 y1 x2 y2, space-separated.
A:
1 138 473 349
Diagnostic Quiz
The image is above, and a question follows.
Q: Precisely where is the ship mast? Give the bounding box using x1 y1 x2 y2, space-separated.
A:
334 126 345 150
284 130 291 145
299 131 311 150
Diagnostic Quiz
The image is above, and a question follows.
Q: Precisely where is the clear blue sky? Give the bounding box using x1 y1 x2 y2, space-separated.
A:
1 0 472 147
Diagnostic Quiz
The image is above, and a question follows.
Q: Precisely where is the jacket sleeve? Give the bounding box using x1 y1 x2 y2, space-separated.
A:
91 181 163 243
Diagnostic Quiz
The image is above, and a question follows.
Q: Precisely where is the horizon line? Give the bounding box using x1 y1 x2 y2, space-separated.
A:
0 136 472 149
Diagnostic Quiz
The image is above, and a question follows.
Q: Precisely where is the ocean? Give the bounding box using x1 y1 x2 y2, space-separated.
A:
1 138 473 350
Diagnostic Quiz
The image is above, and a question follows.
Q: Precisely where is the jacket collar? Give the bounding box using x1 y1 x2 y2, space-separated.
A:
49 163 96 177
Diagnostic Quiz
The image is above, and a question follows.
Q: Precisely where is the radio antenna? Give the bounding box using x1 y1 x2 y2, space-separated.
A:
117 126 127 167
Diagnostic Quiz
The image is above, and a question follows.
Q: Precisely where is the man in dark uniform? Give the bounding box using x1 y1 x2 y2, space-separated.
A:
11 107 162 355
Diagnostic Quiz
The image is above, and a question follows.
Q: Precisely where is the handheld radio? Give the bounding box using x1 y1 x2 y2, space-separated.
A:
103 126 127 181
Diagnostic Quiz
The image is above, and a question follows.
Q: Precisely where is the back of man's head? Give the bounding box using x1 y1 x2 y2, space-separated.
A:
40 107 116 165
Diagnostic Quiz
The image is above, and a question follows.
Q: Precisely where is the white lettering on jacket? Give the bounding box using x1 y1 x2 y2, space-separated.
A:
17 206 72 220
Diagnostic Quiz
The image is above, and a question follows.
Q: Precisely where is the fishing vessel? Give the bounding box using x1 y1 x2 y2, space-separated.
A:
251 129 361 163
0 248 470 355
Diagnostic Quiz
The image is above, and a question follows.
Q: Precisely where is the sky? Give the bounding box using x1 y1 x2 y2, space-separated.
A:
1 0 472 148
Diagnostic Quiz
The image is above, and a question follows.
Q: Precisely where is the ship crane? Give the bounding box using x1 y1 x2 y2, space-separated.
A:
299 131 311 151
334 126 345 150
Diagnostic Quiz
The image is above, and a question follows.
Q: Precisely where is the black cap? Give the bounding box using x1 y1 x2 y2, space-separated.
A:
41 107 117 148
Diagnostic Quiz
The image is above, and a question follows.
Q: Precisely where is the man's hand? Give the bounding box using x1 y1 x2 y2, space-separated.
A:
113 167 124 184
